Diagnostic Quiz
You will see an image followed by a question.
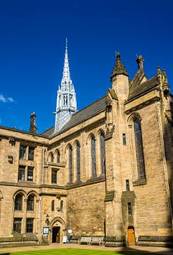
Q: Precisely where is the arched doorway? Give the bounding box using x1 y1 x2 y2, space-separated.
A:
50 217 65 243
52 226 60 243
127 226 136 246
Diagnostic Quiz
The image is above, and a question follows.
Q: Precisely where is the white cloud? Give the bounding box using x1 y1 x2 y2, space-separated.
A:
0 94 14 103
7 97 14 103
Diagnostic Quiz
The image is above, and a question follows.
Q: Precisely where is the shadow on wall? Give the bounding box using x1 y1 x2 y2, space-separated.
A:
117 100 173 255
116 247 173 255
163 97 173 224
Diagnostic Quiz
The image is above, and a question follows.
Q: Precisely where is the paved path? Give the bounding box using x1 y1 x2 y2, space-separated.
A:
0 243 173 254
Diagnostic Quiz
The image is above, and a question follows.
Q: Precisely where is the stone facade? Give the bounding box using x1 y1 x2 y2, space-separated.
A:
0 53 173 247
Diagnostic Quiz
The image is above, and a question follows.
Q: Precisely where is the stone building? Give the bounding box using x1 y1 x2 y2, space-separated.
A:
0 42 173 247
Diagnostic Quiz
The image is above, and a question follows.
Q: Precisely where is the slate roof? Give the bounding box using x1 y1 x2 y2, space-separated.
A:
128 75 160 101
0 125 48 138
42 96 107 138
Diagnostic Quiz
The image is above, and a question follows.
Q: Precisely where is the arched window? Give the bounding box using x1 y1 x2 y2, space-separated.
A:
68 145 73 183
27 194 34 211
76 141 80 182
51 200 55 211
100 131 105 175
55 149 60 163
48 152 54 163
134 117 146 179
14 193 23 211
91 135 96 177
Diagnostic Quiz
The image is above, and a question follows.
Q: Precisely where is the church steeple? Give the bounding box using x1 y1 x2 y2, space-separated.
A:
54 39 77 133
62 38 71 82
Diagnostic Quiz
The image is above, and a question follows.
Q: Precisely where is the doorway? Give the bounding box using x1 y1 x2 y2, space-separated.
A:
127 226 135 246
52 226 60 243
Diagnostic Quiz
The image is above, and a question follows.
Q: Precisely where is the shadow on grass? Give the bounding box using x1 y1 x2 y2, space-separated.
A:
1 246 173 255
116 246 173 255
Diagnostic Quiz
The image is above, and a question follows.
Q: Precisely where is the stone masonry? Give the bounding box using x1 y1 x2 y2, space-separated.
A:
0 53 173 247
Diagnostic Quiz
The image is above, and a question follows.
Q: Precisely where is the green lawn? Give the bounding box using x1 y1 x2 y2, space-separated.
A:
6 248 152 255
10 249 119 255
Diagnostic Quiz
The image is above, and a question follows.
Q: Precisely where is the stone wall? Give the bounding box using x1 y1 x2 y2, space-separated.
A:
131 102 172 239
67 181 106 237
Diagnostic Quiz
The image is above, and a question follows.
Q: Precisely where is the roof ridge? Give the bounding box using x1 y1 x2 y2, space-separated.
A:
0 125 47 138
41 126 54 135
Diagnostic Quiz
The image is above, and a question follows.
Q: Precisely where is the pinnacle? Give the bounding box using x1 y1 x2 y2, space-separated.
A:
111 52 128 79
62 38 71 82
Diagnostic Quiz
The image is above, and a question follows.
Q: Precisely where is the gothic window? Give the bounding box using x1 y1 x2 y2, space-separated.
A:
27 167 34 181
51 200 55 211
27 194 34 211
48 152 54 163
100 131 105 175
76 141 80 182
28 146 34 161
122 133 126 145
51 169 57 184
26 218 34 233
63 95 66 105
91 135 96 177
128 202 132 216
63 94 68 106
126 179 130 191
134 118 146 179
19 145 27 160
13 218 22 233
18 166 25 181
68 145 73 183
55 149 60 163
14 193 23 211
107 105 112 123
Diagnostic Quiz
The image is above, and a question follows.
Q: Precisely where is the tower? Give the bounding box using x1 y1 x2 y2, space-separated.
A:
111 52 129 101
54 39 77 132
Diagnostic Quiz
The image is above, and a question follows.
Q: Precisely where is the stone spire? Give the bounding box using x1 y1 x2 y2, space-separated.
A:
111 52 128 80
54 39 77 133
62 38 71 82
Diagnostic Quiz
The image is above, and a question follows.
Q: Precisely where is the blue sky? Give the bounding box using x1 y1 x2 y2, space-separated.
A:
0 0 173 132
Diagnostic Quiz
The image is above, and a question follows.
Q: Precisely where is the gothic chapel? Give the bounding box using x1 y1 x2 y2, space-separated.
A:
0 41 173 247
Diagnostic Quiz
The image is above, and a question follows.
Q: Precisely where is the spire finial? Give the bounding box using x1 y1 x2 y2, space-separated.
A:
111 52 128 79
62 38 70 81
136 55 144 71
66 37 68 51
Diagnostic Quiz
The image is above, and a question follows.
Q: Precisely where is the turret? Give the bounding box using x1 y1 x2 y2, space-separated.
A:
110 53 129 101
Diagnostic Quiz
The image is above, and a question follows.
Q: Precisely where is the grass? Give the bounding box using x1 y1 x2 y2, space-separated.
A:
3 248 154 255
9 249 120 255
